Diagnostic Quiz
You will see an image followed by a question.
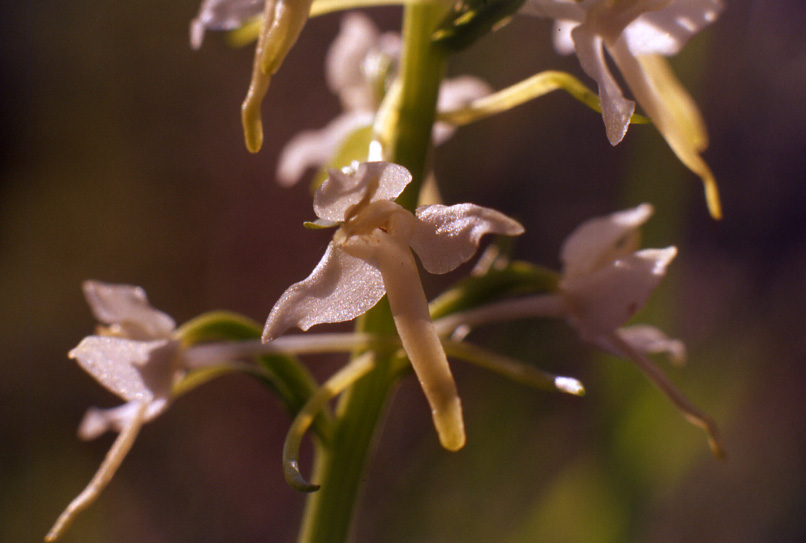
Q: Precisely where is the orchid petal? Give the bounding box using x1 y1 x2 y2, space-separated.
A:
436 76 494 118
617 324 687 366
276 111 374 187
638 54 708 151
561 246 677 339
560 203 653 278
82 280 175 340
190 0 264 49
433 76 493 144
520 0 585 22
262 242 386 341
410 204 525 275
324 12 401 111
572 25 635 145
69 336 178 403
78 398 169 440
623 0 724 56
326 12 379 100
313 161 411 222
610 43 721 218
553 19 578 55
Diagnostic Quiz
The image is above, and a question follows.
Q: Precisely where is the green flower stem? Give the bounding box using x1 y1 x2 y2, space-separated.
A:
295 299 405 543
295 4 448 543
388 2 449 210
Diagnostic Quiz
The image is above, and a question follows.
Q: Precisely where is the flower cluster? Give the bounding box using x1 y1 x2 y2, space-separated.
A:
47 1 729 540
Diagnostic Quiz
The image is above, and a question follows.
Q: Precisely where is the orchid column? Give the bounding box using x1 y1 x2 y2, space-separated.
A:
296 4 450 543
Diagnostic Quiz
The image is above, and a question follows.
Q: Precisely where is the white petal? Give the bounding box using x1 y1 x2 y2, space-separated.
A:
617 324 687 366
325 12 382 110
78 398 169 439
519 0 585 22
609 44 721 218
409 204 524 275
561 246 677 338
69 336 178 403
572 26 634 145
313 161 412 222
623 0 725 56
82 280 175 340
436 76 493 115
262 242 386 341
276 111 374 187
433 76 493 145
190 0 265 49
560 203 654 278
553 20 578 55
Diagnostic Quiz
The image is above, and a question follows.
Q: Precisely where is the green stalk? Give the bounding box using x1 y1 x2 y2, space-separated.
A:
295 4 448 542
387 3 448 210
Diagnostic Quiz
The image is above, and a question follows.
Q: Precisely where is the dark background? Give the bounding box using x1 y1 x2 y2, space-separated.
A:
3 1 805 541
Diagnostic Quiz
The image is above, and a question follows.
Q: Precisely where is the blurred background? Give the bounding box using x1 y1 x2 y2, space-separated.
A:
3 1 805 541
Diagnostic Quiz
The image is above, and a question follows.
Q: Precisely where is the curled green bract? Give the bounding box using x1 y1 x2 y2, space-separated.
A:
283 352 376 492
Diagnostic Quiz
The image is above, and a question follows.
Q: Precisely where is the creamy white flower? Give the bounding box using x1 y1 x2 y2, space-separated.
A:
46 281 184 541
325 12 402 112
276 13 493 186
561 205 720 454
558 203 678 343
263 161 524 450
522 0 725 218
433 204 722 456
70 281 182 437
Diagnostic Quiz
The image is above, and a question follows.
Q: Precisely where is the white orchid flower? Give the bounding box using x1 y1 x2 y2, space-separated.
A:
558 203 678 343
435 204 722 456
263 161 524 450
276 13 493 186
521 0 724 218
46 281 185 541
71 281 182 436
560 205 721 455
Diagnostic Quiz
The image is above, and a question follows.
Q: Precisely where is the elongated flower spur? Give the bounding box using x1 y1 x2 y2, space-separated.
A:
521 0 725 218
263 161 524 450
191 0 314 152
436 204 723 456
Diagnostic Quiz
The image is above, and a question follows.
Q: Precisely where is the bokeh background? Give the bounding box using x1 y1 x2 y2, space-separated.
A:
3 1 805 542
